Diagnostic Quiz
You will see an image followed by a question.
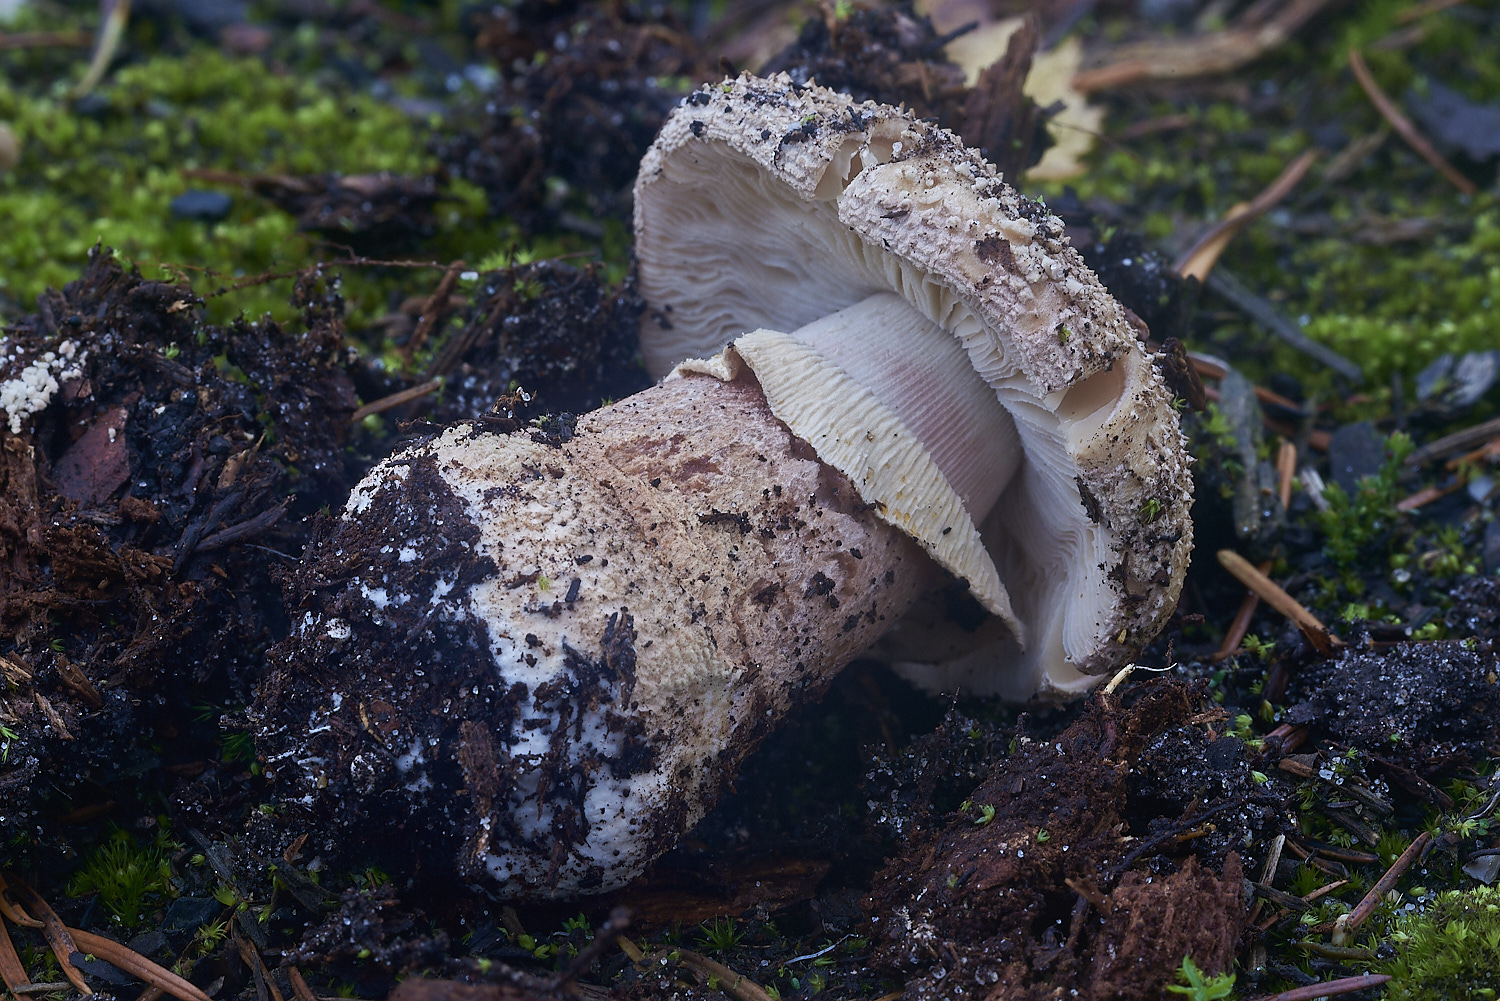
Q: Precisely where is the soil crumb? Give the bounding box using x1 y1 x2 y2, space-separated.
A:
866 680 1268 1001
0 249 356 846
760 1 1050 181
1289 639 1500 774
437 0 706 230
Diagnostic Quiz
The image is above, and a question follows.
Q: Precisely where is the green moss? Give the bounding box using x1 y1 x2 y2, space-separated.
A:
0 50 426 316
66 828 176 929
0 44 594 337
1031 0 1500 385
1382 885 1500 1000
1318 430 1412 572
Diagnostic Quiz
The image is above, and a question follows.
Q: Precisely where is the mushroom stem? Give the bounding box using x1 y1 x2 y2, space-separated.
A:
783 292 1021 522
253 371 935 898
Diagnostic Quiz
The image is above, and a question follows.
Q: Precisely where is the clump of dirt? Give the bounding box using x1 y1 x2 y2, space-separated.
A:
760 1 1050 181
240 172 443 252
436 0 707 229
0 249 356 845
1446 576 1500 639
292 885 451 973
1050 197 1199 345
421 260 651 422
864 706 1014 843
866 680 1274 1001
1288 639 1500 774
249 445 513 890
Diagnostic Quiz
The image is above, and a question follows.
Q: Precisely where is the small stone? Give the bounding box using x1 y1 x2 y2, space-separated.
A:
162 896 224 945
72 93 112 119
1416 351 1500 410
126 930 170 958
1328 421 1386 496
170 190 234 222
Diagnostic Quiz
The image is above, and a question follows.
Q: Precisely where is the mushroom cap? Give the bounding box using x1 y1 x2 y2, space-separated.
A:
634 73 1194 699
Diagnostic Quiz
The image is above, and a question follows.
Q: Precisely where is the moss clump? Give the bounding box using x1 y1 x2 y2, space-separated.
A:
65 827 177 930
1382 884 1500 1000
1035 0 1500 386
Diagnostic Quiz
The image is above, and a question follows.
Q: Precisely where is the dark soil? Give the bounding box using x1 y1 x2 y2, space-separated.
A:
419 260 651 422
434 0 709 231
867 680 1269 1001
0 249 355 845
760 1 1050 180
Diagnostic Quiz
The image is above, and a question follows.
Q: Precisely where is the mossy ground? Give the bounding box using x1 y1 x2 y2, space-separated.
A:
1 0 1499 999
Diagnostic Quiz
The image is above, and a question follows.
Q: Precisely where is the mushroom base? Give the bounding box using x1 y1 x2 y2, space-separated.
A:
251 373 933 898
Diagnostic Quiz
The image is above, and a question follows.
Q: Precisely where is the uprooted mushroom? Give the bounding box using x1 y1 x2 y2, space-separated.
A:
250 74 1193 899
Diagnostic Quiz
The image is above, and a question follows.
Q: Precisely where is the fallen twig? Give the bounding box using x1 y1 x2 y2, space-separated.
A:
675 950 777 1001
1302 879 1349 903
71 928 213 1001
287 967 317 1001
1406 415 1500 466
1395 0 1468 22
74 0 131 99
1175 150 1319 281
1276 441 1297 510
1244 973 1392 1001
403 261 467 361
0 915 29 992
1395 479 1465 511
0 30 93 49
1072 0 1334 92
1203 269 1364 383
546 908 629 992
1346 830 1431 930
350 378 445 423
1217 551 1343 652
1213 558 1273 661
1347 48 1476 195
1 878 91 995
